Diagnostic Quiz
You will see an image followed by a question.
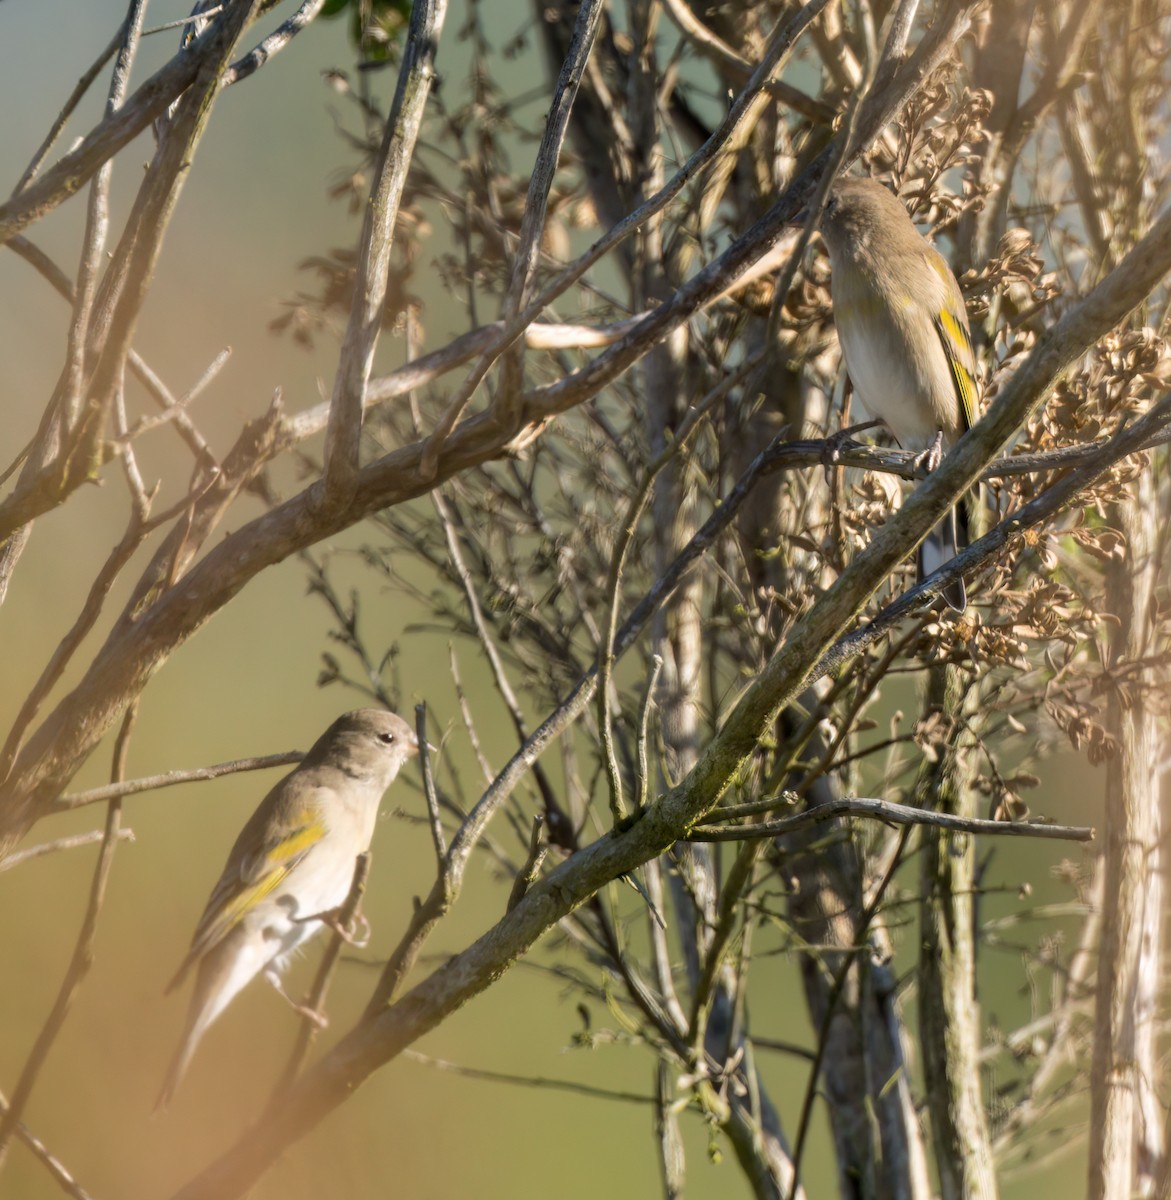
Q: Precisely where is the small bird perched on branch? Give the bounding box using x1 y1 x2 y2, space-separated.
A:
817 175 979 611
156 708 419 1109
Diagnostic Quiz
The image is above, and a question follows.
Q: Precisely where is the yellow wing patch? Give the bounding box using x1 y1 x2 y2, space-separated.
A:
196 871 290 952
925 248 979 429
934 310 979 430
188 819 327 962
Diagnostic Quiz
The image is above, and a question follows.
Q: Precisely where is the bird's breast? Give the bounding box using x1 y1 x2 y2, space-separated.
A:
833 283 963 451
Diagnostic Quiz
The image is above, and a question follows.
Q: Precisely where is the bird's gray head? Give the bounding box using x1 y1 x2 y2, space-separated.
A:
305 708 420 788
818 176 912 260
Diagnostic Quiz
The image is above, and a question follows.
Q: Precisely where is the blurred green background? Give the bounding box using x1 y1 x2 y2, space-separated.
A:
0 3 1100 1197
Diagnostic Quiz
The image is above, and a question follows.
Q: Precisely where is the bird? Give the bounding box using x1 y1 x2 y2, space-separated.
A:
156 708 419 1109
816 175 979 611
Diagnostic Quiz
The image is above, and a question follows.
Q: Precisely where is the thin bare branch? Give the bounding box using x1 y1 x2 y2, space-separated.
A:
692 795 1094 843
416 705 446 867
402 1048 654 1105
420 0 603 467
0 502 154 782
54 751 303 812
223 0 327 85
635 655 664 815
9 21 124 197
0 0 149 603
321 0 447 504
0 703 138 1165
0 828 135 874
0 11 244 244
5 235 218 466
277 0 834 455
143 6 227 37
506 816 547 912
786 830 912 1199
0 0 262 585
0 1091 98 1200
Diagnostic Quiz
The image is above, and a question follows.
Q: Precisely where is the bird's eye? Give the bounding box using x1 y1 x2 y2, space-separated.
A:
378 732 395 745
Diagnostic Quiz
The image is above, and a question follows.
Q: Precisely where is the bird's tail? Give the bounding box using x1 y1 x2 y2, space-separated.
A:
155 1026 202 1113
918 503 967 612
155 972 218 1113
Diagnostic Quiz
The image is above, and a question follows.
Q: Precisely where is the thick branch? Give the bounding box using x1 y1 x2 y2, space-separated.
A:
918 673 1001 1200
1089 466 1165 1198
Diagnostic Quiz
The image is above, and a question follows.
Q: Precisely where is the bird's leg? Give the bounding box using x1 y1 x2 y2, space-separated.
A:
820 417 885 484
263 965 329 1028
910 429 945 475
297 907 371 947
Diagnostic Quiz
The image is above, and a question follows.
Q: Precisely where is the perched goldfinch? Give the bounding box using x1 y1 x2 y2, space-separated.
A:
818 176 979 611
157 709 418 1108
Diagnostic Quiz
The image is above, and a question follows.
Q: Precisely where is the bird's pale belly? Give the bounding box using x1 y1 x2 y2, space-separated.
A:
838 314 959 452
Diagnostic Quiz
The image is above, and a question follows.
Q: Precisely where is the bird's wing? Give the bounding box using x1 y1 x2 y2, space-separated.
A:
926 248 979 430
166 792 329 991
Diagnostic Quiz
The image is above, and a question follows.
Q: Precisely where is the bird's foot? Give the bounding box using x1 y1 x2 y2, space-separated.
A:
292 1002 329 1029
820 418 884 485
910 430 945 475
322 909 371 948
290 1003 326 1032
264 968 329 1027
294 906 371 947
